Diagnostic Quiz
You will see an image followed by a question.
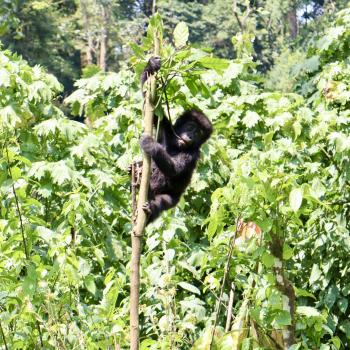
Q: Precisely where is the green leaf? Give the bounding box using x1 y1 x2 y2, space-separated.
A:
11 167 21 180
0 69 10 87
262 252 274 268
273 310 291 327
309 264 322 285
28 162 47 180
37 226 55 243
207 214 218 240
0 105 20 127
337 298 348 314
283 244 293 260
51 161 72 185
297 306 321 317
339 320 350 339
78 258 91 277
303 56 320 73
35 118 59 136
289 188 303 212
84 276 96 295
324 285 339 309
173 22 189 48
140 339 158 350
22 265 38 297
197 57 230 72
331 336 341 349
242 111 260 128
294 287 316 299
289 344 301 350
241 338 251 350
178 282 200 295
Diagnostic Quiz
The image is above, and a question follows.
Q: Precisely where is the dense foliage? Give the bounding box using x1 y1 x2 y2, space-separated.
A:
0 2 350 350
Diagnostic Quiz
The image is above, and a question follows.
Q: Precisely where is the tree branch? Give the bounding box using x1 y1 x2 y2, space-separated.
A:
130 25 160 350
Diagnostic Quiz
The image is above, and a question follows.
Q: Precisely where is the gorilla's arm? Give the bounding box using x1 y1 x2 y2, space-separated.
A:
153 115 174 143
140 135 192 176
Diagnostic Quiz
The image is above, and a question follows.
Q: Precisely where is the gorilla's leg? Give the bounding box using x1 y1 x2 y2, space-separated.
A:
143 194 179 223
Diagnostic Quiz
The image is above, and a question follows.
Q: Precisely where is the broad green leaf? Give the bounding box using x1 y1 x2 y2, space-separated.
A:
84 276 96 295
22 265 38 297
262 252 274 268
28 162 47 180
174 22 189 48
324 285 339 309
51 161 72 185
297 306 321 317
78 258 91 277
140 339 158 350
337 298 348 314
31 1 50 10
331 336 341 349
289 188 303 212
11 167 21 180
294 288 316 299
283 244 293 260
339 320 350 339
309 264 322 285
0 69 10 87
35 118 59 136
242 111 260 128
0 105 20 127
178 282 200 295
273 310 291 327
303 56 320 72
164 249 175 262
207 214 218 239
37 226 55 243
197 57 230 72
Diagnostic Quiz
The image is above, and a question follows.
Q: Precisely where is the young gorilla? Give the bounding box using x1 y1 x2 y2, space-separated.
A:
140 111 213 223
138 57 213 223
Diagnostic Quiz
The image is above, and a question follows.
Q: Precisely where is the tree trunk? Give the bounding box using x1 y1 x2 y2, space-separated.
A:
130 25 161 350
99 3 109 72
80 0 94 66
287 7 298 39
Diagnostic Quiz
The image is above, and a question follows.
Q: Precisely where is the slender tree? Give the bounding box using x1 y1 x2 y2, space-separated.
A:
130 10 161 350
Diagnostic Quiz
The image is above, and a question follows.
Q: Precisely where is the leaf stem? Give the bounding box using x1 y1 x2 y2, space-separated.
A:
5 144 29 260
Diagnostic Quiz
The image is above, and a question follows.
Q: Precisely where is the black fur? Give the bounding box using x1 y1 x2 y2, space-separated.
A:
141 56 161 87
140 110 213 223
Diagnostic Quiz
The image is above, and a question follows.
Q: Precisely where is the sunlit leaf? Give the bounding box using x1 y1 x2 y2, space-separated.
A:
174 22 189 48
289 188 303 212
178 282 200 295
297 306 321 317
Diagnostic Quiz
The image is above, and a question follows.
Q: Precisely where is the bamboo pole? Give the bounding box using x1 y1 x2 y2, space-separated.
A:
130 24 160 350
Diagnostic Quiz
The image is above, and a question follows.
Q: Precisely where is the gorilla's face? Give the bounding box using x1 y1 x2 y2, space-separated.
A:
175 121 203 149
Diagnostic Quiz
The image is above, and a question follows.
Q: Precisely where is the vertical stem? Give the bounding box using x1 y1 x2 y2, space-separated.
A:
36 321 43 348
225 283 235 332
5 146 29 260
210 215 240 348
131 163 137 225
270 232 296 347
130 27 161 350
0 320 9 350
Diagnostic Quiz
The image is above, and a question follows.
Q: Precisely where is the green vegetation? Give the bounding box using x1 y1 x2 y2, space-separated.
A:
0 1 350 349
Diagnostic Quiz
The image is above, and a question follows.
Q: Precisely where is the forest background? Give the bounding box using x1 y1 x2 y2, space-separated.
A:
0 0 350 349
